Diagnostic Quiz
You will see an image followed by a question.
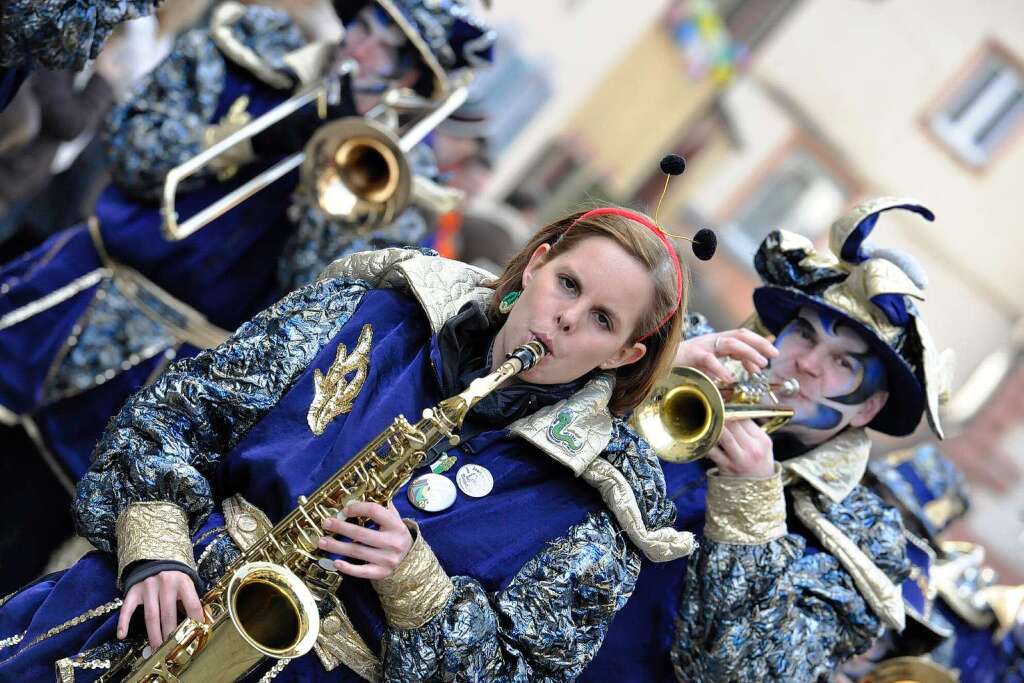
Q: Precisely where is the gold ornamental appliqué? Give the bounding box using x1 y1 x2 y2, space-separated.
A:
307 324 373 436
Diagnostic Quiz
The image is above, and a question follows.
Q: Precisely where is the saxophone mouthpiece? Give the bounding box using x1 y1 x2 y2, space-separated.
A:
507 341 546 372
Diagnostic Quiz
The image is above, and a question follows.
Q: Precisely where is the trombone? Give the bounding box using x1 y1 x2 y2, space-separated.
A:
161 62 471 241
633 366 799 463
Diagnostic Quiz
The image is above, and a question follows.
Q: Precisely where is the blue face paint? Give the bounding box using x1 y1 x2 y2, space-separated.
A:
827 353 886 406
814 307 845 337
773 321 798 349
776 308 884 433
794 403 843 430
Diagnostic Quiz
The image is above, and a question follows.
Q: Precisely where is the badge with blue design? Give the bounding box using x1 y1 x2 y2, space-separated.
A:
408 473 457 512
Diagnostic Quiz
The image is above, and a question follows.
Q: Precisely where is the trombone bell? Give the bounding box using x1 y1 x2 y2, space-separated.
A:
304 116 412 228
632 366 797 464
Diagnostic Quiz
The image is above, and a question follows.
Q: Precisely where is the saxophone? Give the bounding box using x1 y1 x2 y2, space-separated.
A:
102 341 546 682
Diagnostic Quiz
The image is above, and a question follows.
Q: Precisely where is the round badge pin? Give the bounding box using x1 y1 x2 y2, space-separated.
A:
456 463 494 498
407 473 457 512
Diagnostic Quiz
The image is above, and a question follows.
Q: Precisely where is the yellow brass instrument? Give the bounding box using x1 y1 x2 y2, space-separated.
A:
633 366 799 463
301 81 470 231
859 656 958 683
102 341 546 682
161 63 471 241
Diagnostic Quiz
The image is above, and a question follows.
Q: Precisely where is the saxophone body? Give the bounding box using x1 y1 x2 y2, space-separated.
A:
103 341 546 682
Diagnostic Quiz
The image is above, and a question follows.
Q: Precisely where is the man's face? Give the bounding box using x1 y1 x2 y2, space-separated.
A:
341 7 421 111
766 306 888 447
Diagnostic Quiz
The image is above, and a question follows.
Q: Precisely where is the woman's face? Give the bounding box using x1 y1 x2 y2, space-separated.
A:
492 236 652 385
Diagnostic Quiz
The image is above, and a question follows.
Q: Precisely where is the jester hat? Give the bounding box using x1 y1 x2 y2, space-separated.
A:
752 198 955 437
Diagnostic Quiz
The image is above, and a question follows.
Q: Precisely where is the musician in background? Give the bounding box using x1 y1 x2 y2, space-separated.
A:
0 207 700 681
0 0 492 597
587 198 955 681
835 444 1024 682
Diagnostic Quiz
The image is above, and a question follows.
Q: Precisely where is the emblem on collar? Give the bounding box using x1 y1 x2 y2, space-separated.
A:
307 324 372 436
547 408 584 452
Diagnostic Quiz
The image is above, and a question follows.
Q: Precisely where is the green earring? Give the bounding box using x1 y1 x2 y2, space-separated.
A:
499 290 521 314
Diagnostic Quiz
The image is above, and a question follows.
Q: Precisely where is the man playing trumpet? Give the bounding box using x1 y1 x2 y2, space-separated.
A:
588 198 954 681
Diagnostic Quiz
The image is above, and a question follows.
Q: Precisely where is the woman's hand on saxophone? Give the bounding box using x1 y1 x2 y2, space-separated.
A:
320 501 413 579
117 570 204 650
674 329 777 382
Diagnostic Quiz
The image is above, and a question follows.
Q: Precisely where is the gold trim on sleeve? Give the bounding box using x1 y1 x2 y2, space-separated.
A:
115 502 197 588
371 520 453 630
313 604 382 682
704 463 787 545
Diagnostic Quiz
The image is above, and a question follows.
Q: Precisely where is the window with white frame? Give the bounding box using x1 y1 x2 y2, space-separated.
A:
721 147 848 261
929 47 1024 168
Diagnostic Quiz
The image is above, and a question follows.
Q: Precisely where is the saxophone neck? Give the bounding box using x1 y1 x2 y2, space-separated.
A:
454 340 546 413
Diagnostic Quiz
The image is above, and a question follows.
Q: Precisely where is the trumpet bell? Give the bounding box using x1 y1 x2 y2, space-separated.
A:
633 367 725 464
303 116 412 229
632 366 797 464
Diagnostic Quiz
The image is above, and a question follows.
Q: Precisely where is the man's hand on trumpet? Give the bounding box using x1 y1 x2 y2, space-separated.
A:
673 328 779 478
673 328 777 383
251 71 357 159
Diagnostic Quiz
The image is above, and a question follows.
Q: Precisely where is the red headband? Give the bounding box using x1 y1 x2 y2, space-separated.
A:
563 207 683 342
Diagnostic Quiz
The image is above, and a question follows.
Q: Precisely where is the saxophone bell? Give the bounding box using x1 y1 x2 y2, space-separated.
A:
115 562 319 682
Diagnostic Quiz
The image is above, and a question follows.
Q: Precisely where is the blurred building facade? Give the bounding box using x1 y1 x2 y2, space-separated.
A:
491 0 1024 578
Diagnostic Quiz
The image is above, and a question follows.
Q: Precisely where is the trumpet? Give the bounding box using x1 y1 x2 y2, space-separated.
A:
161 63 470 241
633 366 799 463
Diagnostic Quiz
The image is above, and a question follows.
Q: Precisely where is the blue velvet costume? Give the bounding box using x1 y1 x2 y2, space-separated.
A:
0 1 486 483
584 314 912 682
0 249 693 681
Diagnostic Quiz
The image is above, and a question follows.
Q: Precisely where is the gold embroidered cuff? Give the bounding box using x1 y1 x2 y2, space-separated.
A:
115 502 196 588
371 521 453 630
704 463 787 545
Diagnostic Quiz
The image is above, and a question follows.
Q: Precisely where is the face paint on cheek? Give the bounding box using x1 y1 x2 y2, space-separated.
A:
827 355 886 406
793 403 844 430
773 324 796 349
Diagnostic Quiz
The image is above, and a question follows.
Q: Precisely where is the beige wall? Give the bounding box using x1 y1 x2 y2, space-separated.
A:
749 0 1024 378
483 0 675 200
566 19 718 197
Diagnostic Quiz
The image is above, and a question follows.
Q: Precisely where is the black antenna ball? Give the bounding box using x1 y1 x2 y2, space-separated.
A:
691 228 717 261
660 154 686 176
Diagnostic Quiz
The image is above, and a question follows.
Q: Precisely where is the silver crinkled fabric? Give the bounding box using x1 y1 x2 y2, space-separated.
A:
382 511 641 682
602 420 677 531
672 484 910 682
73 276 369 550
0 1 156 70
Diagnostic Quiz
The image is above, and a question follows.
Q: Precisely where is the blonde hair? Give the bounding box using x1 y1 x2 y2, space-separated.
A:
488 210 687 415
